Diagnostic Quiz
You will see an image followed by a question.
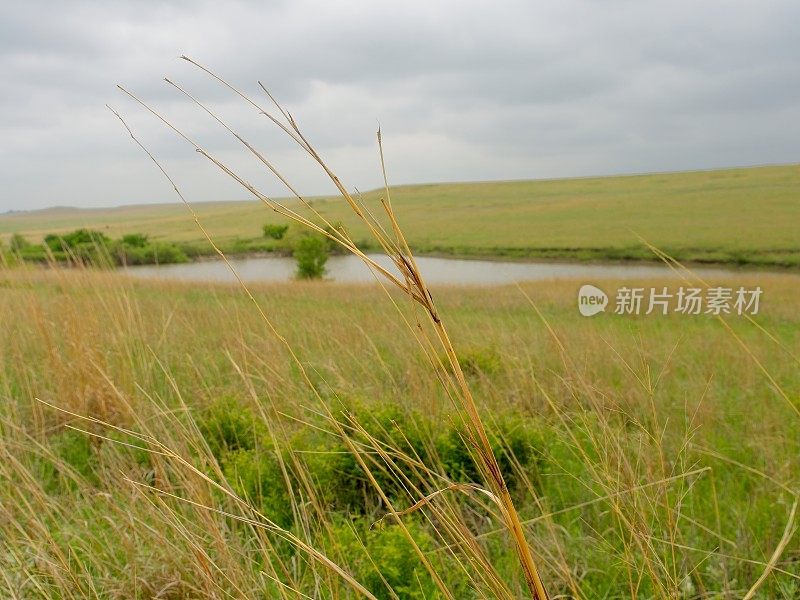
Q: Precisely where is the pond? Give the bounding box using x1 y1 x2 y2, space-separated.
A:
125 253 753 286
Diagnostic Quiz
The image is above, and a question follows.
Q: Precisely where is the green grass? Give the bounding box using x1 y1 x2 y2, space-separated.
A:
1 268 798 597
3 163 800 267
5 72 798 598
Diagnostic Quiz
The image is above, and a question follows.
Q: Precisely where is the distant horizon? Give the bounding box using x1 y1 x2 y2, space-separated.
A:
3 160 797 216
4 0 800 213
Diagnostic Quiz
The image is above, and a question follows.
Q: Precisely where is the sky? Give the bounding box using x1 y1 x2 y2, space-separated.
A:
2 0 799 212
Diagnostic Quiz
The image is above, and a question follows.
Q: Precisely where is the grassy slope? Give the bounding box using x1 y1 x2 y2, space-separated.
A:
2 163 799 266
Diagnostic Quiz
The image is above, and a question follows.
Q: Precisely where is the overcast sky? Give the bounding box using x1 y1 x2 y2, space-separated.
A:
2 0 799 212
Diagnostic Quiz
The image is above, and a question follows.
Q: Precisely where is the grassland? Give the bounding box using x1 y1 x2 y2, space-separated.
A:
4 55 799 598
2 163 799 267
1 265 798 598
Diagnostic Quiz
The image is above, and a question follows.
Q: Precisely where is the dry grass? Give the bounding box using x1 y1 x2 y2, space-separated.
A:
1 265 798 597
0 59 798 598
113 57 555 597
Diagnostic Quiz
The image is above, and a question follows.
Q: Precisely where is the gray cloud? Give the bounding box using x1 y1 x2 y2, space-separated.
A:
1 0 799 211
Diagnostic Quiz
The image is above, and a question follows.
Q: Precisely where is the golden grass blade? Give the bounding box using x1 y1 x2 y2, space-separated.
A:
371 483 500 530
742 495 799 599
127 67 552 596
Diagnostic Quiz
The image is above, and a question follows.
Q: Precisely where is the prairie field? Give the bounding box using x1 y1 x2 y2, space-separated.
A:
1 264 798 598
5 2 800 599
2 118 799 600
2 163 800 267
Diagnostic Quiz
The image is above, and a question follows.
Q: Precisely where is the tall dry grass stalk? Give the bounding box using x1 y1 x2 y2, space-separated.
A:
112 57 551 598
5 58 795 598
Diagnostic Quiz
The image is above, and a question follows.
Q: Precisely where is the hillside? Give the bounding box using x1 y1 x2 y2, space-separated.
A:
2 164 799 266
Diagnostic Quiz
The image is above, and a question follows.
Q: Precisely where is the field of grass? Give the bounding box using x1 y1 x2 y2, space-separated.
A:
4 38 800 600
1 265 798 598
2 163 799 267
3 100 799 598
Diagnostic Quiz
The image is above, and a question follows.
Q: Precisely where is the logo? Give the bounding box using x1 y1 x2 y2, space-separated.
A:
578 284 608 317
577 284 762 317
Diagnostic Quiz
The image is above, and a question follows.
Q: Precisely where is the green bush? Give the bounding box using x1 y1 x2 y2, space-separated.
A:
39 229 114 266
292 428 365 511
43 234 60 252
18 244 51 263
44 229 110 252
291 404 430 513
436 416 545 494
113 239 187 266
294 403 545 513
195 397 545 530
222 448 293 527
196 398 293 525
293 234 329 279
324 518 465 599
9 233 30 252
455 347 502 377
366 520 462 599
14 229 188 267
147 242 187 265
198 397 265 461
262 223 289 240
121 233 149 247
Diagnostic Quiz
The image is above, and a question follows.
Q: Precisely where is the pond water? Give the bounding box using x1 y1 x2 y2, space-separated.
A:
125 253 750 286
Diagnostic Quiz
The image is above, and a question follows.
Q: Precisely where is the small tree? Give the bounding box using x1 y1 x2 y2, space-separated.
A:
263 223 289 240
294 235 328 279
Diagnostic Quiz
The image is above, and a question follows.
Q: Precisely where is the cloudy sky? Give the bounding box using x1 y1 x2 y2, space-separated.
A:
2 0 799 212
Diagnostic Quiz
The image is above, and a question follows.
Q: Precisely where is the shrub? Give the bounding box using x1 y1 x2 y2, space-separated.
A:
9 233 30 252
147 242 188 265
436 415 545 494
292 429 365 511
45 229 110 251
112 240 187 266
197 398 293 526
222 448 293 527
441 347 503 378
362 521 447 599
30 228 189 266
43 234 62 253
491 415 547 486
121 233 149 247
324 518 469 599
458 347 503 377
42 229 114 266
294 403 545 513
198 397 265 461
18 244 51 263
194 396 545 534
293 234 328 279
291 404 430 513
262 223 289 240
